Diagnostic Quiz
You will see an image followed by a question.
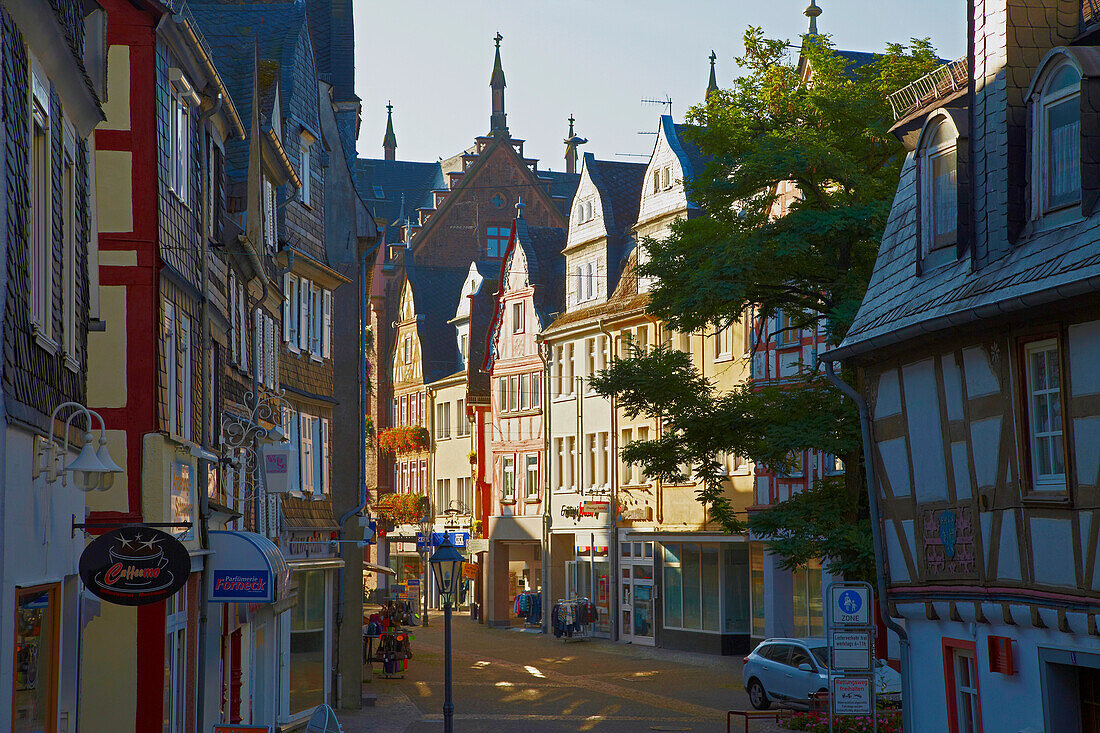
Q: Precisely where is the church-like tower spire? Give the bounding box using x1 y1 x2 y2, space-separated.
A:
489 32 508 134
804 0 822 36
706 51 719 100
563 114 587 175
382 101 397 161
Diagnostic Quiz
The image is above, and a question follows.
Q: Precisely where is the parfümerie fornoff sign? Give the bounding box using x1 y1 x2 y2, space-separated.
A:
79 527 191 606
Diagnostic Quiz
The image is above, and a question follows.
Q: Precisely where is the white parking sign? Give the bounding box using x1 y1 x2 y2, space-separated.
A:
834 587 870 625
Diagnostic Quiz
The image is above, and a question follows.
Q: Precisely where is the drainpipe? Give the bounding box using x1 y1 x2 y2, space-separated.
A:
536 335 551 633
823 360 912 733
196 91 223 733
597 317 618 641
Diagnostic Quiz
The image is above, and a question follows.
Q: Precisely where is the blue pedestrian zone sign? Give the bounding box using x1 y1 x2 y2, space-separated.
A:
833 586 870 625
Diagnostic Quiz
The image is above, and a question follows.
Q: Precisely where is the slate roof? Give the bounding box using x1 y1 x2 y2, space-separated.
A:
538 170 582 202
191 2 307 185
832 152 1100 360
545 249 649 332
672 121 711 184
584 155 647 238
281 496 338 529
355 158 444 235
466 263 500 397
405 250 470 384
520 223 567 328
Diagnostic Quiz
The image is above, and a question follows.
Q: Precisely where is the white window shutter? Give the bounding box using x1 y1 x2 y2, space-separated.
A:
253 309 264 385
299 413 311 494
282 273 292 342
320 417 330 496
229 271 238 365
322 289 332 358
272 316 280 389
298 278 310 351
289 412 300 493
239 290 248 372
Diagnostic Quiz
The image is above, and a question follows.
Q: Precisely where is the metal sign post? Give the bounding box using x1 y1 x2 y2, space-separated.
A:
826 581 877 733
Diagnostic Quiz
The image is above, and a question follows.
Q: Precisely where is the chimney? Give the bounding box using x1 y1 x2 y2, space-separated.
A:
382 101 397 161
490 32 508 134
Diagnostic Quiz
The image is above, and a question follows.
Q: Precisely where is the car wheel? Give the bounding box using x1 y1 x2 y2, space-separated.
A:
747 678 770 710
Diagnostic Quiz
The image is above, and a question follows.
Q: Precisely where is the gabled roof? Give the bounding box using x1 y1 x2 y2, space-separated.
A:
584 155 647 238
355 158 444 236
466 262 499 398
404 250 470 385
670 120 710 185
831 153 1100 360
545 248 649 333
484 218 566 371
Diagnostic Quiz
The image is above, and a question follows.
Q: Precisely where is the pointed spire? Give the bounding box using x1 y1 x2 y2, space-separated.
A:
707 51 719 100
563 114 587 175
382 101 397 161
804 0 822 36
489 32 508 134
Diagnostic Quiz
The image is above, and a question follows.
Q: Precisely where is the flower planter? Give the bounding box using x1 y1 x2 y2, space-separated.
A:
377 425 430 454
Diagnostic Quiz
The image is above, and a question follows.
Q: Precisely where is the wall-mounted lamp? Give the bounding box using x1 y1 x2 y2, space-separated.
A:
33 402 123 492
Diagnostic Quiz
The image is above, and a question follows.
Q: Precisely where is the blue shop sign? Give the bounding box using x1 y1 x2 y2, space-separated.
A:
416 531 470 550
211 570 271 602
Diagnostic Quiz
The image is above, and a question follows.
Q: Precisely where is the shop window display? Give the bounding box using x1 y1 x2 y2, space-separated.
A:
290 570 327 713
14 586 57 733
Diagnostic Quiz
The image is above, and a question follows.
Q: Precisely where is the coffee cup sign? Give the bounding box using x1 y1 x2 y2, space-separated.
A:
79 527 191 606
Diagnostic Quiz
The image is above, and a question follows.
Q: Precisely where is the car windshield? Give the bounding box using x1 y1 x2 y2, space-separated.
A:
809 646 829 668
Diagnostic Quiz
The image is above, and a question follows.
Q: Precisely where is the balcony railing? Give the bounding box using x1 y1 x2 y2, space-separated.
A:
888 57 968 121
1085 0 1099 30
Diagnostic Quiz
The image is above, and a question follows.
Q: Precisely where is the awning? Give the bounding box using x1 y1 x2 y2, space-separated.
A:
623 531 748 543
286 557 346 571
208 531 292 604
364 561 397 577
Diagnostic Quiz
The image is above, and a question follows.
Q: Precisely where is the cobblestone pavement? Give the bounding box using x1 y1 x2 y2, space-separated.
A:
340 611 788 733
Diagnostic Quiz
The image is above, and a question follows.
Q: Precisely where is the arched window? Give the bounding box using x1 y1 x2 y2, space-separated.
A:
921 118 958 259
1036 62 1081 213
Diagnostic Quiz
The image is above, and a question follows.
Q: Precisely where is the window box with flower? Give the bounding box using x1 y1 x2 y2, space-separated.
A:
377 425 430 454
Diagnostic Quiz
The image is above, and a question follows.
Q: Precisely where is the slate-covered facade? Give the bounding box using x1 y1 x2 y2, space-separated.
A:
830 3 1100 731
0 1 104 729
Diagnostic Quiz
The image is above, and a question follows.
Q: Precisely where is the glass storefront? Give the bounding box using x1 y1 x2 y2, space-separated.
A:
792 559 824 638
750 543 765 638
565 533 611 636
289 570 327 714
661 542 749 635
14 586 57 733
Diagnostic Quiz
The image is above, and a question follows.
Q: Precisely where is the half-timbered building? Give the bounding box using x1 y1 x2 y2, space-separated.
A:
831 3 1100 730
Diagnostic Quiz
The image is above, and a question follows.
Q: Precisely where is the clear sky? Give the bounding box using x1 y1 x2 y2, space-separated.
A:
352 0 966 168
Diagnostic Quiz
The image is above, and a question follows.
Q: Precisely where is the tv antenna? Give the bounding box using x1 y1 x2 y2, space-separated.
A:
641 94 673 115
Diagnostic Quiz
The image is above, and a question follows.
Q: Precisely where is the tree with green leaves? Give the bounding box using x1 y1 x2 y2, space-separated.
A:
590 30 940 582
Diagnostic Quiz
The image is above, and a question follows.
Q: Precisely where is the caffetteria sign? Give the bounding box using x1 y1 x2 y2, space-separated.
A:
79 527 191 606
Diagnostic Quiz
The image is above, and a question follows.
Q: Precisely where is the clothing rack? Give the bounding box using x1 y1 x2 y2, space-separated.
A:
551 597 598 641
514 590 543 627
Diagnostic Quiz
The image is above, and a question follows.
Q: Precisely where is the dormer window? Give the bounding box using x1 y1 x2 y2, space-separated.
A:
920 118 958 260
1035 63 1081 214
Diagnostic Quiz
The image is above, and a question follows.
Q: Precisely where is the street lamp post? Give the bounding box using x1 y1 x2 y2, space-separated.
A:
430 537 464 733
419 513 434 626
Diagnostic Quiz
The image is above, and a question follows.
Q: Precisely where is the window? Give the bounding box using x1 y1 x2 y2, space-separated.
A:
15 586 59 733
164 584 189 733
775 310 799 347
180 315 192 439
525 454 539 498
1035 63 1082 214
586 338 596 376
170 87 191 204
309 283 323 356
921 118 958 257
944 640 982 733
750 543 765 638
164 302 178 436
29 63 51 342
486 226 509 258
512 301 524 333
662 543 720 632
565 436 576 490
262 177 277 250
284 274 300 349
742 309 755 355
456 399 469 436
1023 339 1065 489
715 324 733 359
436 478 449 510
652 170 660 194
662 166 672 189
620 429 633 484
585 433 596 491
502 456 515 502
635 426 649 484
299 136 312 206
585 262 595 300
300 413 315 494
289 571 326 713
519 373 529 410
459 333 468 369
791 559 823 637
531 373 542 408
61 136 77 366
822 453 845 476
436 402 451 439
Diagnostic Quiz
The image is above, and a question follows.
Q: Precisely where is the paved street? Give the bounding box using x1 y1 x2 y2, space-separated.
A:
342 611 786 732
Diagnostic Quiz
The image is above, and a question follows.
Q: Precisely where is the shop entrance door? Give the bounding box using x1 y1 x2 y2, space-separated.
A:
621 568 655 645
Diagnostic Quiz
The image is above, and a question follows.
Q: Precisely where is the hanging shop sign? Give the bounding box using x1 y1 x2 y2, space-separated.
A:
79 527 191 606
462 562 479 580
468 538 488 554
260 442 297 494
